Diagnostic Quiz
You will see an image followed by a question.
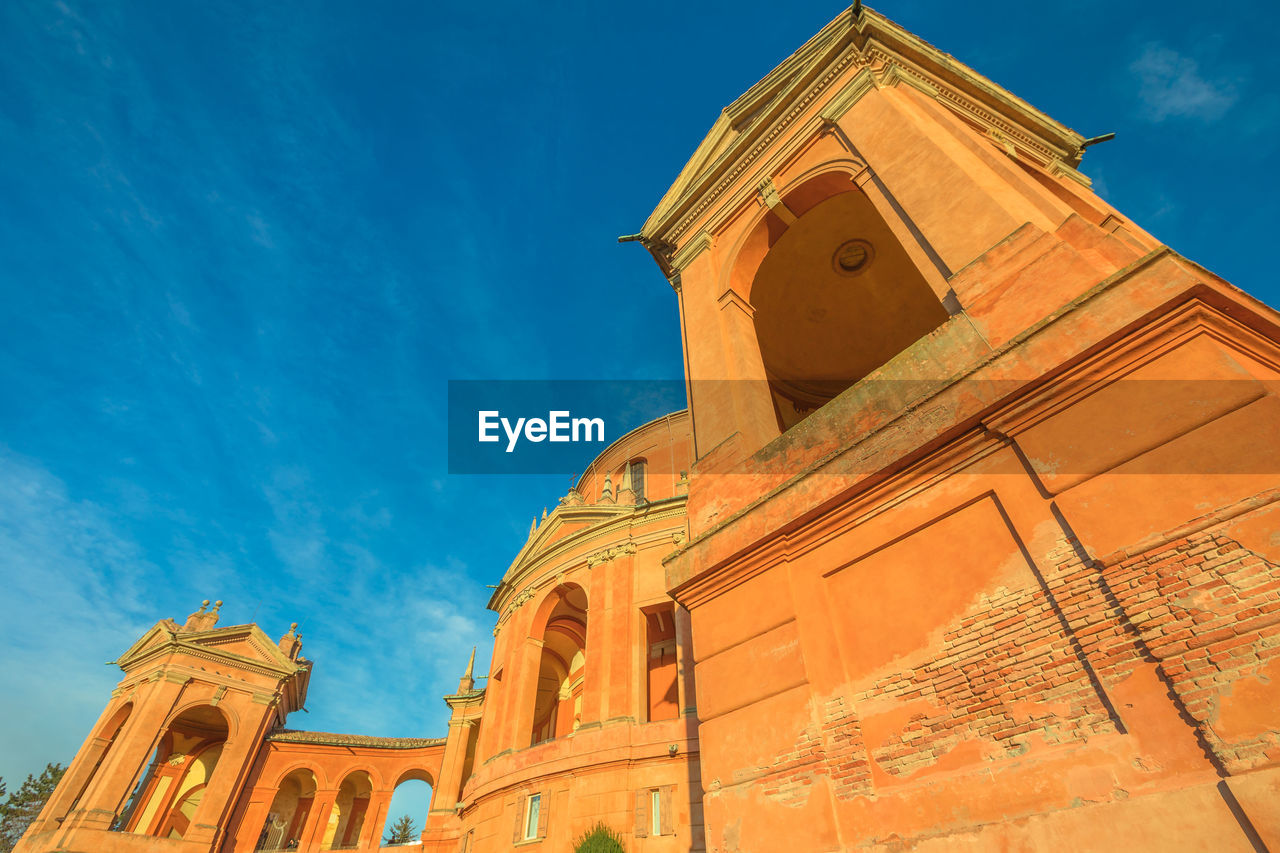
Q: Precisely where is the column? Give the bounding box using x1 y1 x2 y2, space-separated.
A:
62 674 189 832
298 789 337 853
359 789 394 849
182 699 273 847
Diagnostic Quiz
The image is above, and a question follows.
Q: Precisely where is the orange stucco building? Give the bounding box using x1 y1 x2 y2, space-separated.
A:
16 5 1280 852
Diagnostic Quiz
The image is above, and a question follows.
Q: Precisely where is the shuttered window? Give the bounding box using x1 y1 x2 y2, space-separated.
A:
525 794 540 840
513 793 546 844
635 784 676 837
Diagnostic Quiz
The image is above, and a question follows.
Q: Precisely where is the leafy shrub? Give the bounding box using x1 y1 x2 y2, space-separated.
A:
572 821 625 853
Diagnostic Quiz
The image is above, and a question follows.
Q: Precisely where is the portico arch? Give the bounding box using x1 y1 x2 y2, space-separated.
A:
321 770 374 850
257 767 317 851
118 705 229 839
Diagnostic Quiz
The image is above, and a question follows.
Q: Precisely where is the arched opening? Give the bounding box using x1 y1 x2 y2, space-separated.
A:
118 705 228 838
257 768 317 851
530 584 588 746
381 771 433 847
62 701 133 819
626 458 647 502
320 770 373 850
748 185 949 431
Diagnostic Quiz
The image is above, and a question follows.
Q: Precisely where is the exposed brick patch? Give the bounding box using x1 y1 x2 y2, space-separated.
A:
819 696 874 800
741 697 876 806
848 546 1122 778
766 528 1280 799
755 725 824 807
1103 531 1280 770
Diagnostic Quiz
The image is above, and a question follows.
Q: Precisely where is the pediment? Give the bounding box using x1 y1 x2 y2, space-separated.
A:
115 621 301 675
515 504 631 565
487 502 637 610
641 5 1085 247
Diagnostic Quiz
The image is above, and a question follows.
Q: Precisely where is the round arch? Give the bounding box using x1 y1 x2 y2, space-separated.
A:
381 773 433 847
724 171 949 431
392 767 437 788
528 582 589 642
723 165 867 305
262 760 330 793
162 699 237 741
528 585 589 745
259 767 318 851
321 769 375 850
121 704 230 839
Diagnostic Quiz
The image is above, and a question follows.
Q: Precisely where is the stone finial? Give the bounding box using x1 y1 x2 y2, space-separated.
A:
182 599 222 632
541 507 548 521
528 517 538 539
617 461 635 504
459 646 477 692
278 622 303 660
600 473 615 504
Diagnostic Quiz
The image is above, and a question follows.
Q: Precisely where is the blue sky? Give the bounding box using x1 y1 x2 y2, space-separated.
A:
1 0 1277 827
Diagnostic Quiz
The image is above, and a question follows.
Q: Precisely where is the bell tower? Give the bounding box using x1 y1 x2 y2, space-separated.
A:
639 5 1280 852
637 4 1159 502
18 601 310 853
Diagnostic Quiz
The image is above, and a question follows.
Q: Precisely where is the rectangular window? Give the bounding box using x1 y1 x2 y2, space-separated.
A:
524 794 541 841
643 605 679 722
635 784 675 837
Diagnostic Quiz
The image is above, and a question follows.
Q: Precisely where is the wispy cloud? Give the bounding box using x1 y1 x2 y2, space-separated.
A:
0 447 160 776
1131 42 1238 122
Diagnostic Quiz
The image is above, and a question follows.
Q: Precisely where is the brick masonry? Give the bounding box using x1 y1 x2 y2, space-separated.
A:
752 520 1280 802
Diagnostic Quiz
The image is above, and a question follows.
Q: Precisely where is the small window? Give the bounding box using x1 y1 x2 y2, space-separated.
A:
631 459 646 501
524 794 540 841
634 784 674 837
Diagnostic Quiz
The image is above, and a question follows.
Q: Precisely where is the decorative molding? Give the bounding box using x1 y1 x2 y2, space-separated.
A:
818 67 878 122
1049 157 1093 188
757 178 796 224
878 60 938 97
717 288 755 319
670 231 714 272
587 540 637 567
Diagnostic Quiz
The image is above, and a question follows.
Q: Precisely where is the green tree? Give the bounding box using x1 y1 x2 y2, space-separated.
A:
0 763 65 853
383 813 419 845
573 821 625 853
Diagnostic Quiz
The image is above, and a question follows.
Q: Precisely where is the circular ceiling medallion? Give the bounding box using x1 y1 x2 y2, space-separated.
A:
832 239 874 276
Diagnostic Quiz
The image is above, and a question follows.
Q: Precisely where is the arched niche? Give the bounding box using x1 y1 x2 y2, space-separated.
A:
529 583 588 746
